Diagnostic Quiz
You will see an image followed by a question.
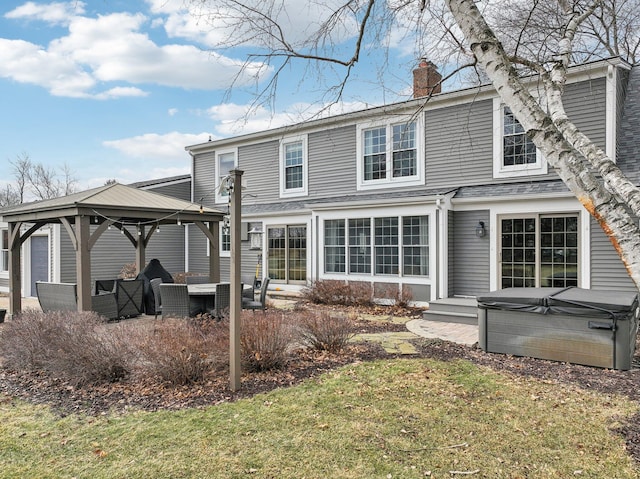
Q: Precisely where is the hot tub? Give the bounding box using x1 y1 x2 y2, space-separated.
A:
477 287 639 370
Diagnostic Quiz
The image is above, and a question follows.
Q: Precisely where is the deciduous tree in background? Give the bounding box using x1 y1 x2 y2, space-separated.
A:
0 153 78 207
187 0 640 289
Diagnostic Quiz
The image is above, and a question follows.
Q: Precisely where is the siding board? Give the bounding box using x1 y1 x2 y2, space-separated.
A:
450 210 490 296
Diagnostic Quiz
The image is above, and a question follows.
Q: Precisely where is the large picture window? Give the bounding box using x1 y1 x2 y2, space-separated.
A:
323 215 428 277
357 116 424 190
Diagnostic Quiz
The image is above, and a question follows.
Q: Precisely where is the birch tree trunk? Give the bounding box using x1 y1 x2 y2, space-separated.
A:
445 0 640 290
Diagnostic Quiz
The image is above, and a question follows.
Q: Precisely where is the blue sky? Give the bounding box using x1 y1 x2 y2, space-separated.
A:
0 0 424 192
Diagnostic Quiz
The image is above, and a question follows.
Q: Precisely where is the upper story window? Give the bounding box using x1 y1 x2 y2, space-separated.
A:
280 135 308 197
357 115 424 190
493 99 547 179
216 148 237 203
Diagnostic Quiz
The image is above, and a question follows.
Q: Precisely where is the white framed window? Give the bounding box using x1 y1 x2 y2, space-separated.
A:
1 228 8 273
216 148 237 203
323 215 429 277
220 221 231 257
356 115 424 190
493 99 547 178
279 135 308 197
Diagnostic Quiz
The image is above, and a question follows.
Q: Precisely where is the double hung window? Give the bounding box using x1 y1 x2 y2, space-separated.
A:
216 149 236 203
493 99 546 178
280 136 307 197
357 116 423 189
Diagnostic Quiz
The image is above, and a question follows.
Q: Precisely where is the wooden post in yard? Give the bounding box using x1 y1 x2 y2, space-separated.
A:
229 169 243 391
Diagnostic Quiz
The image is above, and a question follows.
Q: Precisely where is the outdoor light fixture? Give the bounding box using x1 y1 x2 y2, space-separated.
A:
475 221 486 238
248 226 263 251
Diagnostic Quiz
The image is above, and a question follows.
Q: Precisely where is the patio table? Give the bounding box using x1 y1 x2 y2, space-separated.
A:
187 283 251 312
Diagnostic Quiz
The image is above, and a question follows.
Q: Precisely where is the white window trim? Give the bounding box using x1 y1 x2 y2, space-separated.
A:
279 134 308 198
356 114 425 191
215 147 238 203
0 226 8 279
493 98 547 179
319 212 431 279
220 222 231 258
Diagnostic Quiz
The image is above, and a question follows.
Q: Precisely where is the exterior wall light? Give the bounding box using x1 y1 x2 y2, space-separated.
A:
475 221 486 238
248 226 263 251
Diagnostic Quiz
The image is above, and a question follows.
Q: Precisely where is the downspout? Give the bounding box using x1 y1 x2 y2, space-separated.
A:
436 196 444 300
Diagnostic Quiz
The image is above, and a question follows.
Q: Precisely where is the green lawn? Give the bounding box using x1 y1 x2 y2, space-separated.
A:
1 358 637 478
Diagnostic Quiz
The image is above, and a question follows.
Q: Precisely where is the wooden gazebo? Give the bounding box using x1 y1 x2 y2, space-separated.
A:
1 183 225 314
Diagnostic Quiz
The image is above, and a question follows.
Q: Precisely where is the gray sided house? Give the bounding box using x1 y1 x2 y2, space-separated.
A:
0 175 191 297
184 57 637 303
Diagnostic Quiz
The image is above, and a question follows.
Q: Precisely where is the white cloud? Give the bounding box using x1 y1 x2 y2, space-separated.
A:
146 0 359 49
103 131 211 161
0 7 270 98
5 1 85 25
168 108 178 116
207 100 371 136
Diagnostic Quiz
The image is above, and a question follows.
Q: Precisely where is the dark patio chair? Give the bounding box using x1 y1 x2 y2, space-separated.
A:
114 279 144 318
160 283 202 318
150 278 163 319
212 282 231 319
242 277 270 312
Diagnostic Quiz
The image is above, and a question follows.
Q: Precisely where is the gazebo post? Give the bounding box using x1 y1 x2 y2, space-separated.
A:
8 222 22 315
136 225 146 274
75 215 92 312
209 221 220 283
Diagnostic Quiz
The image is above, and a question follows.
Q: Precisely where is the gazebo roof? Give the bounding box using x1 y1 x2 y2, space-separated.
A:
1 182 225 224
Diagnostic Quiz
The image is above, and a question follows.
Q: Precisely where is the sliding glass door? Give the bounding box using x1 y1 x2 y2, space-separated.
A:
500 214 578 288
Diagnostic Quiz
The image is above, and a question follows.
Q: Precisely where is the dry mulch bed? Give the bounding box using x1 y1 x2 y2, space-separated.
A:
2 302 640 462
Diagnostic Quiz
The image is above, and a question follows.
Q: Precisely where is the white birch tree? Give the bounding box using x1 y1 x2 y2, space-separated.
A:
187 0 640 289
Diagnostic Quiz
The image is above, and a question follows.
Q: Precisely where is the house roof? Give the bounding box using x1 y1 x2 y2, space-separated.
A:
453 180 572 201
0 182 224 224
186 57 630 153
243 187 457 215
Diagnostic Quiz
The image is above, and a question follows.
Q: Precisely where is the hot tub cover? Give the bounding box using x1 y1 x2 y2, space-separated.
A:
477 287 639 320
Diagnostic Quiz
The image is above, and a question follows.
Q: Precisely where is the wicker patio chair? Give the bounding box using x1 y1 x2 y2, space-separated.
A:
242 277 270 312
114 279 144 318
150 278 163 319
36 281 118 320
212 282 231 319
160 283 203 318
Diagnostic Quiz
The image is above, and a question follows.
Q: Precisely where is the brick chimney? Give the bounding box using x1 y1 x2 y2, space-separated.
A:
413 59 442 98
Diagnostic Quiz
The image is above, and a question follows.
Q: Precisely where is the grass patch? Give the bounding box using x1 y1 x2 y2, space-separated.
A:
0 358 637 478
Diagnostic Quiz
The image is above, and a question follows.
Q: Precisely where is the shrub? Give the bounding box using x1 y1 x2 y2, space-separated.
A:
0 309 136 385
119 262 137 279
241 310 293 372
296 310 354 353
135 318 228 385
301 280 374 307
378 284 414 308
